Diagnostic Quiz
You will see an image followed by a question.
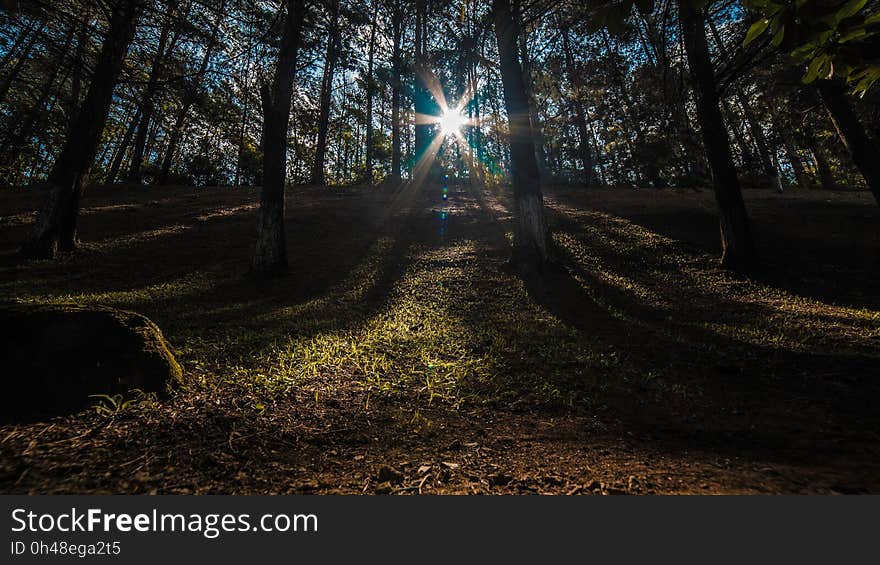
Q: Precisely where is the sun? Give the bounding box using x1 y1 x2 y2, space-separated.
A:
438 109 466 135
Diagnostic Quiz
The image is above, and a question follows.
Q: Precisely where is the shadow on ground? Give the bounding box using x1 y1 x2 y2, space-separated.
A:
1 182 878 494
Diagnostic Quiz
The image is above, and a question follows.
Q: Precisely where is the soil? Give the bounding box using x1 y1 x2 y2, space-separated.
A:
0 182 878 494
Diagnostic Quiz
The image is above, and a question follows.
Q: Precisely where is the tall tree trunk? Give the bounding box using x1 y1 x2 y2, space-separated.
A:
517 9 549 182
310 0 340 186
721 101 753 167
560 21 596 188
235 2 256 188
67 16 91 131
817 80 880 205
493 0 551 270
0 18 38 71
805 130 836 191
251 0 305 274
782 137 810 189
126 0 176 183
707 16 780 189
390 0 403 185
363 2 379 185
0 21 45 106
159 0 224 185
21 0 141 259
1 27 75 184
680 0 754 270
601 30 644 186
106 104 141 184
413 0 431 161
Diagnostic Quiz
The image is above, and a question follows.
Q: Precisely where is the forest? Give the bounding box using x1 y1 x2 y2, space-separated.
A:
0 0 878 494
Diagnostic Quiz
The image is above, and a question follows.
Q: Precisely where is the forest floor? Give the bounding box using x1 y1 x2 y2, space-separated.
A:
1 181 879 494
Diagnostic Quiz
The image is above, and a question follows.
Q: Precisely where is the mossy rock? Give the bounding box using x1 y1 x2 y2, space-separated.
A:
0 303 183 420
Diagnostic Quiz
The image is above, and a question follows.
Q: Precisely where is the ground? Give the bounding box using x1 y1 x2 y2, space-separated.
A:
0 181 878 494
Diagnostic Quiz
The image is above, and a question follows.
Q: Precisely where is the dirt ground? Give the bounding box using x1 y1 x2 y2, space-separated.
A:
1 182 878 494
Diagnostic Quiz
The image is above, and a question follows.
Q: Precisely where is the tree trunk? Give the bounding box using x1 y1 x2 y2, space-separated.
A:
601 30 645 186
159 0 224 185
0 21 45 106
21 0 141 259
310 0 340 186
390 0 403 185
805 130 836 191
517 11 549 183
67 17 91 132
493 0 551 270
0 18 38 71
817 80 880 205
413 0 431 162
1 25 75 185
126 0 176 184
251 0 305 274
560 21 596 188
772 110 811 190
106 104 141 184
782 137 811 189
680 0 754 270
707 16 780 189
363 2 379 185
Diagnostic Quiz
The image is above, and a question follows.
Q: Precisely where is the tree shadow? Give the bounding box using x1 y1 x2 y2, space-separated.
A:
551 187 880 310
467 187 880 468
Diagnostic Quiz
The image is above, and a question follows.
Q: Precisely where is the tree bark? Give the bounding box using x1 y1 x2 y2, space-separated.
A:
1 25 75 186
517 10 549 183
680 0 754 270
817 80 880 205
158 0 224 185
106 104 141 184
310 0 340 186
413 0 431 162
707 16 780 189
390 0 403 185
126 0 176 183
67 16 91 131
493 0 551 270
805 130 836 191
20 0 141 259
0 21 45 106
363 2 379 185
560 21 596 188
251 0 305 274
772 111 811 189
0 18 38 71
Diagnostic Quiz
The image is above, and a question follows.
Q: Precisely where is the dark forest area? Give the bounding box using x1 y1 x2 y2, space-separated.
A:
0 0 879 494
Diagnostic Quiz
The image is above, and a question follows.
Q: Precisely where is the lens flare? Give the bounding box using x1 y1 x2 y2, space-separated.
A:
438 110 466 135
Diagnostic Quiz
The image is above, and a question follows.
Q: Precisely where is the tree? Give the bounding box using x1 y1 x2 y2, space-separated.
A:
559 16 597 188
158 0 226 185
493 0 552 271
413 0 432 161
251 0 306 274
680 0 755 270
818 79 880 205
363 2 379 185
21 0 143 259
127 0 179 184
390 0 404 185
310 0 340 186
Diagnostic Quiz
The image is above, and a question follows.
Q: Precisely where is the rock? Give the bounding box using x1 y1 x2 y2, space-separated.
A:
0 302 183 420
488 472 513 486
374 481 393 495
376 465 404 485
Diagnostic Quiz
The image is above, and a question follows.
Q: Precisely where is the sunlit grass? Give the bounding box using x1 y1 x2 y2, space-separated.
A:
2 187 878 424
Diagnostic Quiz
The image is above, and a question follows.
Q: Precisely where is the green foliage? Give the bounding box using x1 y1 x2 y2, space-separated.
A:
90 390 157 418
743 0 880 95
